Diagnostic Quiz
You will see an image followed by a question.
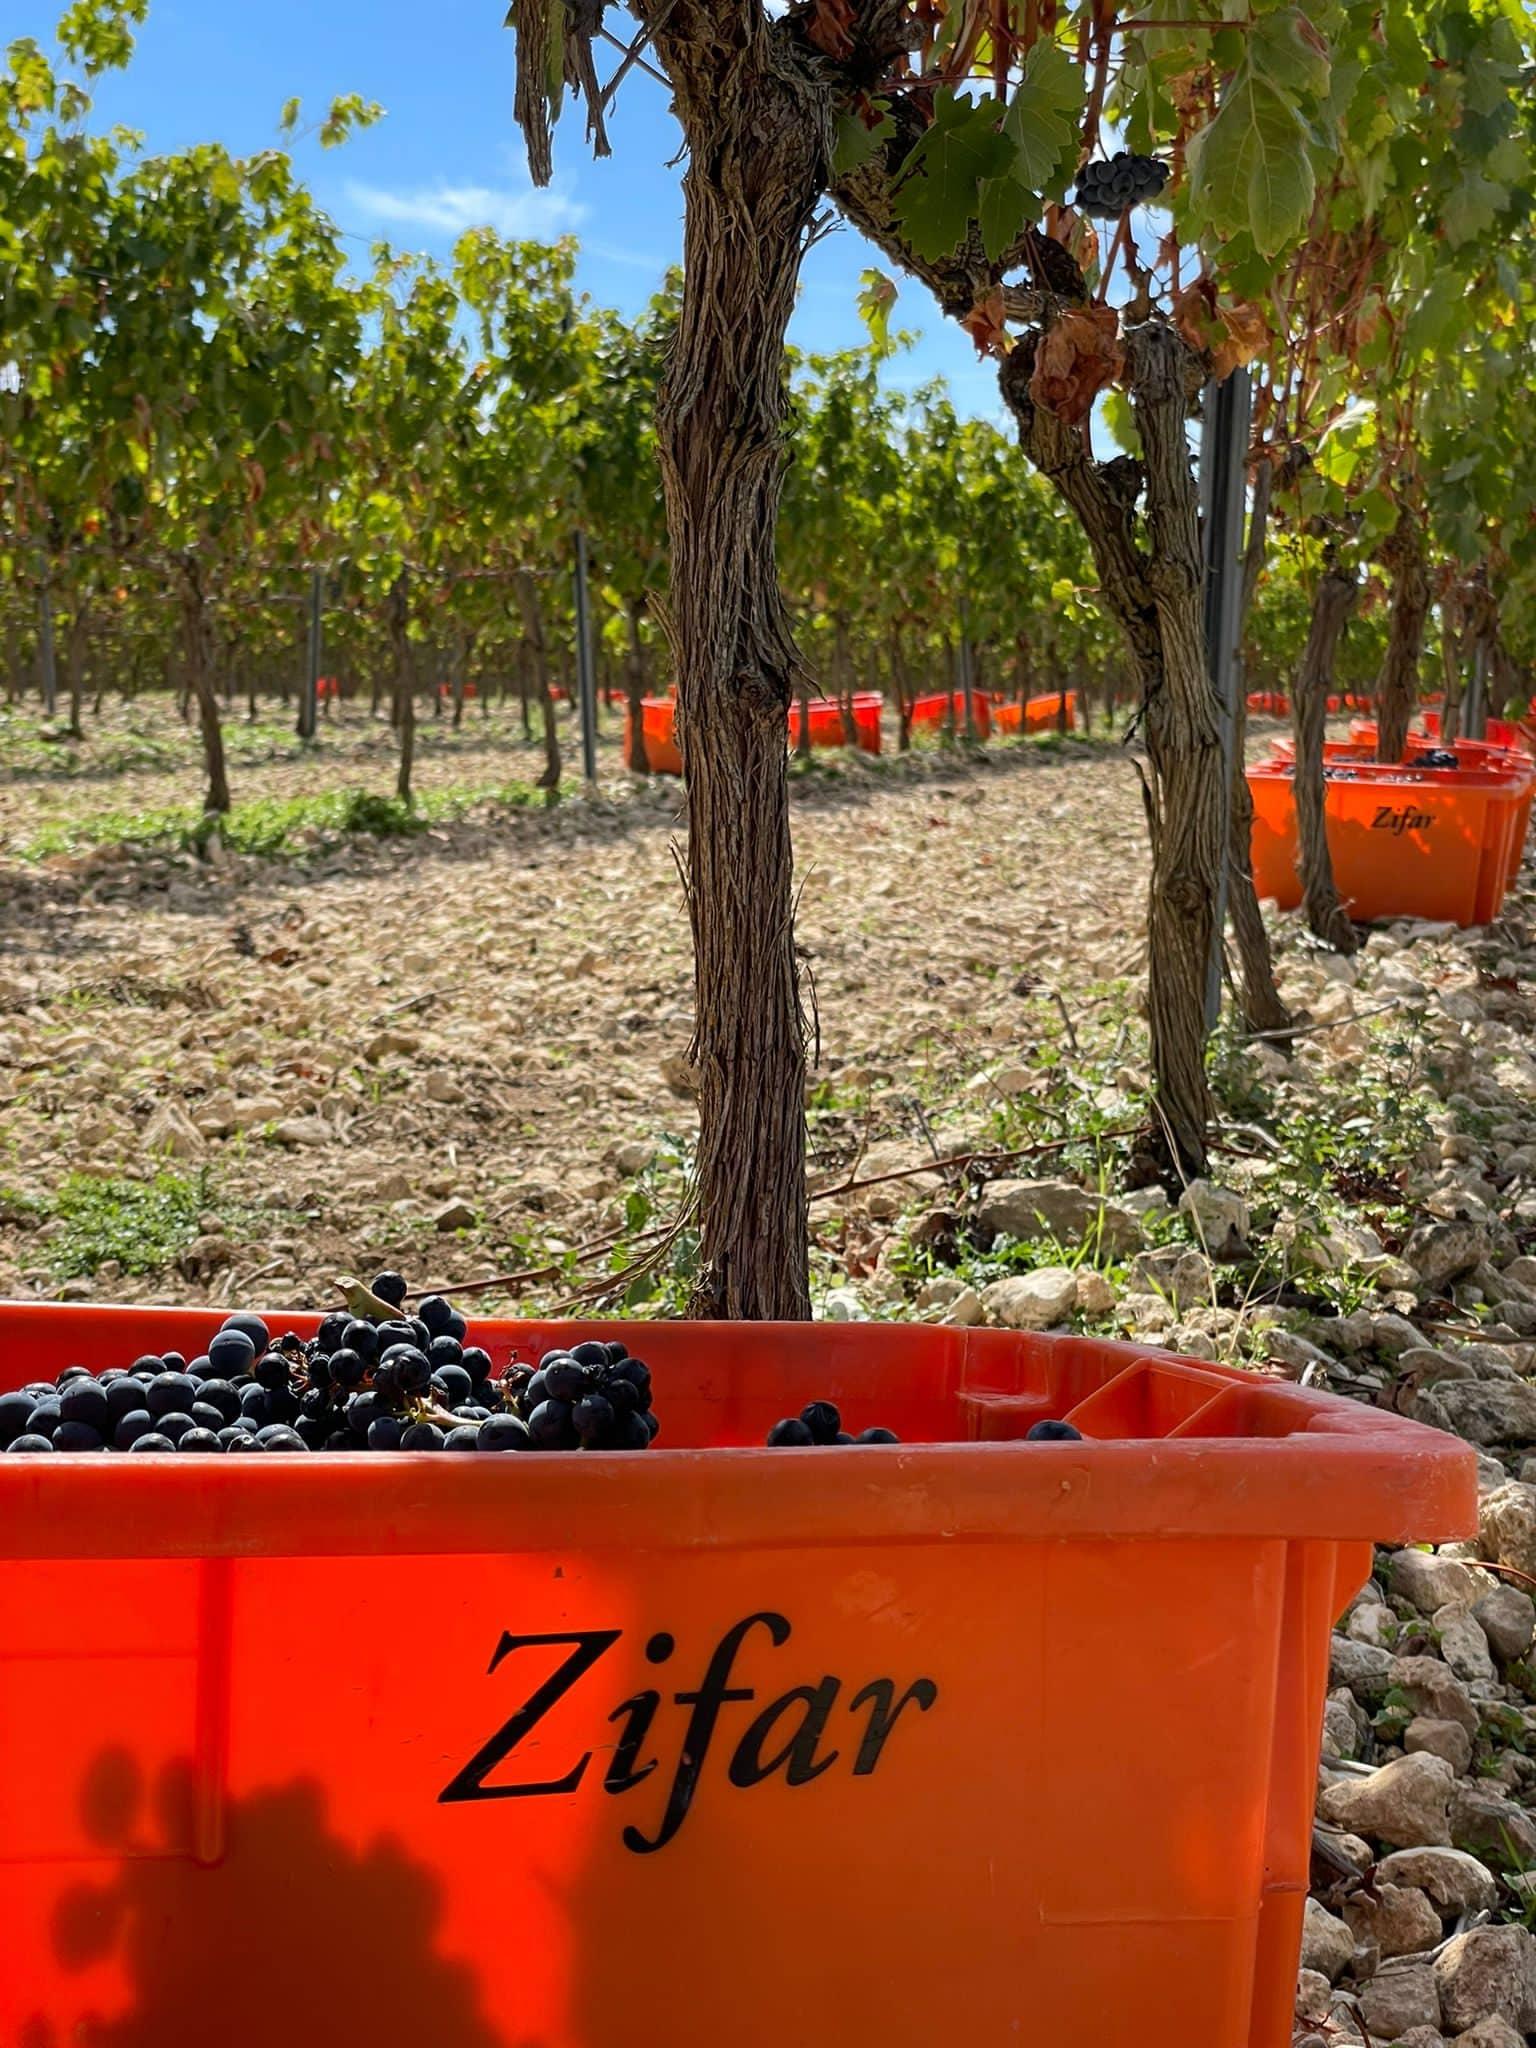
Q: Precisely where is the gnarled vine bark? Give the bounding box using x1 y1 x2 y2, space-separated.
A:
646 0 840 1317
1374 503 1428 765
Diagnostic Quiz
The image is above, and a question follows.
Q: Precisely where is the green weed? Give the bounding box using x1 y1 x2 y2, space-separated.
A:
49 1169 211 1277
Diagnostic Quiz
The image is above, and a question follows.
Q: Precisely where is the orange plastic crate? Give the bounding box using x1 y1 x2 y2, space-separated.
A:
626 696 684 776
910 689 993 738
1248 760 1525 925
1340 725 1533 885
0 1304 1471 2048
993 690 1076 734
791 693 883 755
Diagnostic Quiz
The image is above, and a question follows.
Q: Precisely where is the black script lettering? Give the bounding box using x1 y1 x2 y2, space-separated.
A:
849 1677 940 1775
438 1628 620 1804
622 1611 790 1855
728 1677 842 1788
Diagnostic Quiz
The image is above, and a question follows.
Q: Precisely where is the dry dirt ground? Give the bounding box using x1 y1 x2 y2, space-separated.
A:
0 699 1148 1310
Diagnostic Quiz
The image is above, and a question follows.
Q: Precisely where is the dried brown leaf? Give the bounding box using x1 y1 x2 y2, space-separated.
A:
1028 304 1124 427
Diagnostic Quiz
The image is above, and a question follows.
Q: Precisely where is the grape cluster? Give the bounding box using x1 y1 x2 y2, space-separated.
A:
0 1273 657 1456
1072 152 1170 219
765 1400 899 1448
502 1339 658 1452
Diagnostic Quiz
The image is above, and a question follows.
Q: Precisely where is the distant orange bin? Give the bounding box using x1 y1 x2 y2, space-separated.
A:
791 692 883 755
1248 759 1528 925
910 689 992 738
0 1304 1472 2048
627 695 684 775
993 689 1077 734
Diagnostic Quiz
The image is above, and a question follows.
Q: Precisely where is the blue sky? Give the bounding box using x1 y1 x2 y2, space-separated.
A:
18 0 1004 417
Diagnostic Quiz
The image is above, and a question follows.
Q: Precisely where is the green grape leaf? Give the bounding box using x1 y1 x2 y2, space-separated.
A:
1001 38 1084 192
890 91 1016 263
1441 170 1507 247
832 108 894 177
1248 7 1331 99
1186 67 1316 256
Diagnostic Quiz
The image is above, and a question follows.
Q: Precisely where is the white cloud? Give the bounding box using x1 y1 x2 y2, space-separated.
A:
345 176 586 241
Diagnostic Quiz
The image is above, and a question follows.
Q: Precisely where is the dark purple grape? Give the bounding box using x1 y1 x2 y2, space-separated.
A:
604 1340 629 1366
444 1312 467 1344
461 1346 493 1380
370 1271 408 1308
856 1426 900 1444
431 1363 473 1407
156 1413 195 1444
239 1383 269 1422
444 1426 481 1451
259 1429 307 1452
26 1400 61 1441
1026 1419 1083 1441
605 1376 641 1416
367 1415 405 1450
573 1392 614 1445
393 1348 432 1395
767 1418 815 1446
255 1352 290 1393
800 1400 840 1444
220 1313 270 1355
197 1380 241 1424
224 1431 259 1454
478 1414 531 1452
611 1411 652 1452
571 1340 610 1369
177 1429 224 1453
315 1311 351 1355
417 1296 454 1337
401 1421 444 1451
128 1433 175 1453
129 1356 164 1377
329 1347 365 1390
346 1391 383 1437
190 1402 226 1433
342 1318 379 1362
106 1376 150 1427
57 1364 93 1384
114 1409 156 1449
294 1416 330 1449
545 1360 593 1401
0 1390 37 1445
146 1373 197 1419
54 1420 104 1451
528 1400 576 1450
7 1432 55 1452
427 1335 464 1368
207 1329 256 1377
161 1351 189 1374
